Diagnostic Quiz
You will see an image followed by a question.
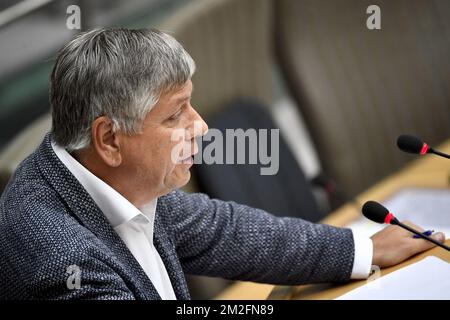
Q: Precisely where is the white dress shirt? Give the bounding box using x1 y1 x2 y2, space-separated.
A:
351 232 373 279
52 141 176 299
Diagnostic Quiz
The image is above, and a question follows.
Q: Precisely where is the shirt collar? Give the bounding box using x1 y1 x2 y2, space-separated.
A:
51 140 157 229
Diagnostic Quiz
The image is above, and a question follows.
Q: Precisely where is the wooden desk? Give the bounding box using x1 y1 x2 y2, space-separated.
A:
269 239 450 300
215 139 450 300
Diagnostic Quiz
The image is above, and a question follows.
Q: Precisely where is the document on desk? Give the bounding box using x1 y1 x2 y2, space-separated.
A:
336 256 450 300
346 187 450 238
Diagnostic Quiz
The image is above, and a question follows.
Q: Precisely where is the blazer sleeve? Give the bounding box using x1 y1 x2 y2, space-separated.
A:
163 189 355 285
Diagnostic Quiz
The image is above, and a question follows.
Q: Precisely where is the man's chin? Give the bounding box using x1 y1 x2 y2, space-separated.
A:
171 170 191 190
180 171 191 187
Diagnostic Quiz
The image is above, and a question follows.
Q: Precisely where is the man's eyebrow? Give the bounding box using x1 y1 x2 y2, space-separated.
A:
172 83 194 105
174 95 191 105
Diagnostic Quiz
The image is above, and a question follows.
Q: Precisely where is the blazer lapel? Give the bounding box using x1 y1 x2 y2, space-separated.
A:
153 209 191 300
36 133 161 299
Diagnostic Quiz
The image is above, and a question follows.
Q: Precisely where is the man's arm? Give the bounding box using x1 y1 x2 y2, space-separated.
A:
162 190 355 285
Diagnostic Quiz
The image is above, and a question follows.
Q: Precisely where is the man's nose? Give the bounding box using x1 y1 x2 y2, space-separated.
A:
187 105 208 139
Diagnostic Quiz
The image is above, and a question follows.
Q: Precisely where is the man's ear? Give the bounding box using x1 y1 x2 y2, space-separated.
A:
91 116 122 167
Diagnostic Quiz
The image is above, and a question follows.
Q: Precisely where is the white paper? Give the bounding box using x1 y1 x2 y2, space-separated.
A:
336 256 450 300
346 187 450 238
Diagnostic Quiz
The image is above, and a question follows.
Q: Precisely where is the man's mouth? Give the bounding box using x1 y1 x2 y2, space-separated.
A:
178 142 198 165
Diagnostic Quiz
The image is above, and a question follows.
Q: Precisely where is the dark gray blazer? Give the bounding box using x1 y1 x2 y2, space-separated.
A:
0 133 355 300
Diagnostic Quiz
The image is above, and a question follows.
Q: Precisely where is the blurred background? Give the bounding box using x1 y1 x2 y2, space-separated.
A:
1 0 449 299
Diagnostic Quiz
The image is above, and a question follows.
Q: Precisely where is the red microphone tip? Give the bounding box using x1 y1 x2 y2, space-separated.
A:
384 212 395 224
420 143 428 155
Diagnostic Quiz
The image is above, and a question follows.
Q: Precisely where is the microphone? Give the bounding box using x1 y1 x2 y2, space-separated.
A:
397 134 450 159
362 200 450 252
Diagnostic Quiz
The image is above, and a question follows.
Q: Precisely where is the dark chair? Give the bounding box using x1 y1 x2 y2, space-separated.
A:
195 98 325 222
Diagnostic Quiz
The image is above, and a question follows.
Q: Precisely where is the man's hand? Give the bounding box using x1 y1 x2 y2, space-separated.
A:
370 221 446 268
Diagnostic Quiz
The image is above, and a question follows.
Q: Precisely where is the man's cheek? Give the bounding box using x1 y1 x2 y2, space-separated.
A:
168 140 184 164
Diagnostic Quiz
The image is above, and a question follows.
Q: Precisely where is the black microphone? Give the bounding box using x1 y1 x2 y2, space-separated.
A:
397 134 450 159
362 200 450 252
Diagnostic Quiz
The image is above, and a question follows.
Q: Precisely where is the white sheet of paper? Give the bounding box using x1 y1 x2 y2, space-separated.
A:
336 256 450 300
346 187 450 238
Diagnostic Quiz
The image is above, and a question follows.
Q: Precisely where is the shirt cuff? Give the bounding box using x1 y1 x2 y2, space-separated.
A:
350 231 373 279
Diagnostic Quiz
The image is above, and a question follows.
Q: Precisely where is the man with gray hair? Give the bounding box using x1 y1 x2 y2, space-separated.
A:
0 28 445 300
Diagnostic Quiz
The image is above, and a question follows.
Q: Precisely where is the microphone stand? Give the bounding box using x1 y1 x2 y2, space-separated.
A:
428 147 450 159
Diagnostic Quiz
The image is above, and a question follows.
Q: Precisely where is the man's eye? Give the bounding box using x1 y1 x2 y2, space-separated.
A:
169 109 183 121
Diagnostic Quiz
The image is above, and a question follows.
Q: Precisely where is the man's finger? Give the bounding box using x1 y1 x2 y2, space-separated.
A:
432 232 446 243
414 232 446 252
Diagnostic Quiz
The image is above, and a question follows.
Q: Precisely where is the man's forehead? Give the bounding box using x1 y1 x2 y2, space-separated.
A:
167 80 193 103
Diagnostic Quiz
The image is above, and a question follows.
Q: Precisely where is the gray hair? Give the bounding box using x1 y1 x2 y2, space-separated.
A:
50 28 195 151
